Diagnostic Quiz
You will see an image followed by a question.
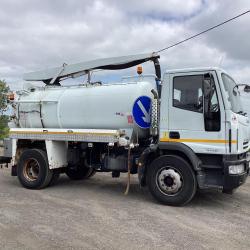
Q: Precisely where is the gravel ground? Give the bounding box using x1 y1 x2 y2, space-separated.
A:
0 167 249 250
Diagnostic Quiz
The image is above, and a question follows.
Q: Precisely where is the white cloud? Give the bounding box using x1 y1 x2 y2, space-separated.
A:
105 0 203 17
0 0 250 90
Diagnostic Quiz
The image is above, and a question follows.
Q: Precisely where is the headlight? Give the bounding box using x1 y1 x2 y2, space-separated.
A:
228 164 245 175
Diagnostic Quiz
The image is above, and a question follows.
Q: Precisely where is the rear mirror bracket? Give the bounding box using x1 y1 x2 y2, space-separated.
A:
203 73 213 116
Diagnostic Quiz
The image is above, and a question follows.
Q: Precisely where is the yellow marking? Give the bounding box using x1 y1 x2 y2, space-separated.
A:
160 138 237 144
163 131 168 138
9 130 118 137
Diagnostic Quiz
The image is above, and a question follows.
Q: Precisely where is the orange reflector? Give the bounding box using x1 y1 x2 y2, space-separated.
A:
137 65 143 75
7 93 15 101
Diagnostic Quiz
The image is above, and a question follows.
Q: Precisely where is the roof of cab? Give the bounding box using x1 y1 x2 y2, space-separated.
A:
165 67 226 74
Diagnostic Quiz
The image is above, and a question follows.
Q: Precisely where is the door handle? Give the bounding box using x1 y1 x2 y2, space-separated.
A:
169 131 180 139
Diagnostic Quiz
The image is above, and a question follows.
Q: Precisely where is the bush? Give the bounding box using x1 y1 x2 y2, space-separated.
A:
0 115 9 139
0 80 10 139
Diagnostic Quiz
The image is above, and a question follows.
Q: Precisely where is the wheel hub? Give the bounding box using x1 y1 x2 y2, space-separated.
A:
23 159 40 181
157 168 182 195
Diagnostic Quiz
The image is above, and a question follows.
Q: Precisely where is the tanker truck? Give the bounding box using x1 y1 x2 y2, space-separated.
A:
2 52 250 206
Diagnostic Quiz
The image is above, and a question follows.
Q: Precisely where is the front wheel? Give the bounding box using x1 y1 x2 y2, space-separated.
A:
146 155 197 206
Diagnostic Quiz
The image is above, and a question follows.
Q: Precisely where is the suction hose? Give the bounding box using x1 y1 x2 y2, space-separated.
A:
124 145 132 195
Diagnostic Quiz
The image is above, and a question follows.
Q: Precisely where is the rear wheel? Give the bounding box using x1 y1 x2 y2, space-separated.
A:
146 155 197 206
17 149 53 189
66 163 96 180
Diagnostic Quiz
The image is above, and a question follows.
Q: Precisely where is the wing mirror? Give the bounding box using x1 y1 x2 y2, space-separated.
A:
244 85 250 93
233 84 250 94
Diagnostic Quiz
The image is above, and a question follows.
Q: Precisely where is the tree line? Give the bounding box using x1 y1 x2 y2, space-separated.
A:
0 80 10 140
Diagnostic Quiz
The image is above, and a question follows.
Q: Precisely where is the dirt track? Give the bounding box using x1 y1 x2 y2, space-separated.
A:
0 167 250 250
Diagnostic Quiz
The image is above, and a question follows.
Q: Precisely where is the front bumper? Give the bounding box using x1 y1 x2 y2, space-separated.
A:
223 154 249 190
197 153 249 190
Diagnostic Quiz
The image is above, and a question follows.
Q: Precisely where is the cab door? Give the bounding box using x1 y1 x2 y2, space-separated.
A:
162 71 226 155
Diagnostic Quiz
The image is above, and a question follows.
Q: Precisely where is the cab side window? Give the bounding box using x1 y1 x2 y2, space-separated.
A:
173 75 203 113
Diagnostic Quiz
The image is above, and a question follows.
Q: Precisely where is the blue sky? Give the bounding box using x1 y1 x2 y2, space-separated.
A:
0 0 250 90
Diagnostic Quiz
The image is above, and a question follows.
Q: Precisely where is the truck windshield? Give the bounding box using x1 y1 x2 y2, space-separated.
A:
221 73 243 114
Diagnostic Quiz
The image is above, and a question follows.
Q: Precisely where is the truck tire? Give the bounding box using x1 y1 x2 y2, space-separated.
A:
146 155 197 206
17 149 53 189
66 164 96 180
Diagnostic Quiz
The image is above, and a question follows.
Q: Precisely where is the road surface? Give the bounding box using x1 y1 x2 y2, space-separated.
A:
0 167 249 250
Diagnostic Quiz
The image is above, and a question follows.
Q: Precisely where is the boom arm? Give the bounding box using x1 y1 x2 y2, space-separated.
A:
23 52 160 85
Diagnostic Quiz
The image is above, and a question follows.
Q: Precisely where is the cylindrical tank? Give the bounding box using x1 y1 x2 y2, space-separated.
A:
16 80 156 138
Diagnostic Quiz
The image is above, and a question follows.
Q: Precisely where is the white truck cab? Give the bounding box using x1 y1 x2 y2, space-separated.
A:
161 67 249 154
155 67 249 195
2 54 249 206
